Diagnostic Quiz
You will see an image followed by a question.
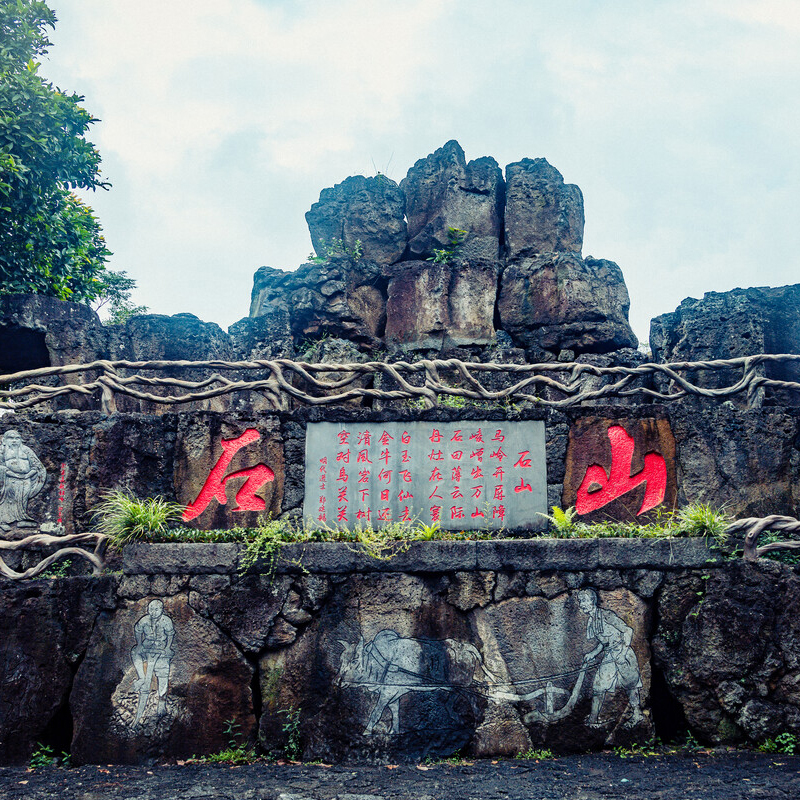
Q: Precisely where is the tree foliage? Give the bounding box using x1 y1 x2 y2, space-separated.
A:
0 0 133 306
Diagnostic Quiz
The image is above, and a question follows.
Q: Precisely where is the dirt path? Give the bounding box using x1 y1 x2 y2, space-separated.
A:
1 753 798 800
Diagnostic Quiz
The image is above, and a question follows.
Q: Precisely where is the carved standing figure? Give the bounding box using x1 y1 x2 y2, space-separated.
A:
131 599 175 725
0 430 46 531
578 588 644 728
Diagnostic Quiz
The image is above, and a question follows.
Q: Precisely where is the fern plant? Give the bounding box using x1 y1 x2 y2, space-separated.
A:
91 490 185 547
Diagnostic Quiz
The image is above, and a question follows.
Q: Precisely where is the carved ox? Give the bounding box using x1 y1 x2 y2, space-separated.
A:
338 629 496 735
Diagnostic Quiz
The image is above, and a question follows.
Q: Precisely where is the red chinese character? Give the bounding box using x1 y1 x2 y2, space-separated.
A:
429 450 444 461
430 429 442 443
401 450 411 463
493 485 505 500
318 511 327 521
576 425 668 516
431 506 442 522
398 489 413 500
337 431 351 445
401 431 411 444
469 429 484 443
377 430 393 446
470 448 484 462
429 485 443 500
429 467 443 481
336 450 350 463
320 457 328 465
514 479 533 493
471 466 484 480
357 449 372 464
337 506 348 522
338 487 348 502
336 467 348 482
490 447 507 461
399 470 412 483
356 509 372 522
451 466 462 482
493 466 505 480
359 488 369 501
357 431 372 446
451 430 463 442
514 451 532 468
451 506 465 520
378 468 392 483
471 486 483 499
380 489 390 501
471 508 485 518
451 450 463 461
379 448 391 464
377 508 391 521
401 506 412 522
491 430 505 442
451 486 463 499
183 429 275 521
492 505 506 520
358 470 370 483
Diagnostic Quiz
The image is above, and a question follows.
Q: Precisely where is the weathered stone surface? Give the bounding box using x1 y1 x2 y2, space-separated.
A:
497 254 638 355
655 561 800 745
504 159 584 259
384 259 498 349
249 259 386 346
562 417 678 524
650 285 800 405
229 311 295 360
0 577 117 763
71 594 255 764
173 415 284 531
400 140 504 262
305 175 407 266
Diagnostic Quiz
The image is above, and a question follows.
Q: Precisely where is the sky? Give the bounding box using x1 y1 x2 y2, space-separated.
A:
42 0 800 344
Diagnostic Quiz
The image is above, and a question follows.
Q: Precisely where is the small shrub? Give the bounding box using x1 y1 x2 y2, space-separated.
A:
758 732 797 754
91 490 184 548
28 743 69 769
281 706 302 761
515 747 554 760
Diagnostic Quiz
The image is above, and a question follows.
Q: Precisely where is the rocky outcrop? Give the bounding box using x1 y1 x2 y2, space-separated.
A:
305 175 407 266
504 158 584 259
650 285 800 404
384 259 499 349
400 140 504 262
497 253 638 355
249 258 386 346
655 560 800 745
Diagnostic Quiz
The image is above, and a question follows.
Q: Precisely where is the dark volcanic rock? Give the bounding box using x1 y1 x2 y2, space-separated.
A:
228 311 295 360
305 175 407 265
249 259 386 346
70 594 255 764
655 561 800 745
650 285 800 405
384 259 498 349
400 140 504 262
497 253 638 354
0 576 117 763
504 159 584 259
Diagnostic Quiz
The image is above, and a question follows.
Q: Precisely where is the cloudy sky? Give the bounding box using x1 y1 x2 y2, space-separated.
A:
43 0 799 343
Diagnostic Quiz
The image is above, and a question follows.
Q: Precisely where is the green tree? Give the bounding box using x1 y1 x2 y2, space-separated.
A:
0 0 135 307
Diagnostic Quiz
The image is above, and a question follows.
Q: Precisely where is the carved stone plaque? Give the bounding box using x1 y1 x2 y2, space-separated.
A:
304 421 547 530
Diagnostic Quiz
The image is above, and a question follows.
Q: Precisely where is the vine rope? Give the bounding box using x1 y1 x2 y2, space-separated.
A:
0 532 108 580
726 515 800 561
1 354 799 412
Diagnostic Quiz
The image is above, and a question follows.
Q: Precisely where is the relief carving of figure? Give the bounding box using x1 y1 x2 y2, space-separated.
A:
0 430 46 532
578 588 644 728
131 600 175 725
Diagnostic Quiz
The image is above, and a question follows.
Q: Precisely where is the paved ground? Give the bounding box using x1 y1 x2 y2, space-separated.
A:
1 753 798 800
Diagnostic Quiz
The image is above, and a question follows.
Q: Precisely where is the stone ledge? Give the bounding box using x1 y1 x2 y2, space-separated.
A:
122 538 721 575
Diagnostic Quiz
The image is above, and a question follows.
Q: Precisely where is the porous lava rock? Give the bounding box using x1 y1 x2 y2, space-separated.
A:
70 593 255 764
0 576 117 763
305 175 407 265
384 259 499 349
650 285 800 405
497 253 638 354
504 158 584 259
249 258 386 346
400 139 504 262
654 560 800 745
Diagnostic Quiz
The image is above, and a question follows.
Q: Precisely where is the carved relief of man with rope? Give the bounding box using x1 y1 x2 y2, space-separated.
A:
578 588 644 728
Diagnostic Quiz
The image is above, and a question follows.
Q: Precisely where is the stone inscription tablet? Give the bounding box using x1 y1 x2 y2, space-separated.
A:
304 421 547 530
